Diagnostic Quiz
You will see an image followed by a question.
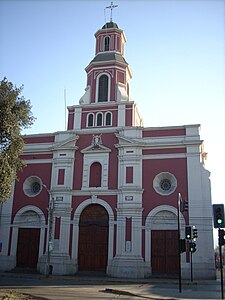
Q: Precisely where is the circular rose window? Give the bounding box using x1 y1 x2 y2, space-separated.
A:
153 172 177 196
23 176 42 197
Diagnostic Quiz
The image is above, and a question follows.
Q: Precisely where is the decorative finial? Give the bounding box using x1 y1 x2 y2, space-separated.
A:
105 2 118 22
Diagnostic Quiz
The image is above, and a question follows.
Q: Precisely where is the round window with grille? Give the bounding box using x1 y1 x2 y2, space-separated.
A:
23 176 42 197
153 172 177 196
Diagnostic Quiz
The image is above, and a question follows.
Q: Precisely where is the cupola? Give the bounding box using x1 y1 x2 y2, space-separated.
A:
79 22 132 105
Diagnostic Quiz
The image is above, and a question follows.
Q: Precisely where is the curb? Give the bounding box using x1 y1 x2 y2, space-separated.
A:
0 272 219 286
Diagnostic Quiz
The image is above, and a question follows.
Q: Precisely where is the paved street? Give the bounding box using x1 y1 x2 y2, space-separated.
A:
0 272 222 300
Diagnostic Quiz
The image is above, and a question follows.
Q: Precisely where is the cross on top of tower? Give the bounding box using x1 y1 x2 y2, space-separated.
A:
105 2 118 22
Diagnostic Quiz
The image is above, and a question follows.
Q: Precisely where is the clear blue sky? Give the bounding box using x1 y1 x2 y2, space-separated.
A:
1 0 224 235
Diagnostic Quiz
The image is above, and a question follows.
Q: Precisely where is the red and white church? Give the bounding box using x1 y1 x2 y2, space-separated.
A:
0 20 215 279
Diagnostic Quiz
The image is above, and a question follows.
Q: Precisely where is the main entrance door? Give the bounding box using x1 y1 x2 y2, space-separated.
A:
151 230 179 276
78 204 109 272
16 228 40 269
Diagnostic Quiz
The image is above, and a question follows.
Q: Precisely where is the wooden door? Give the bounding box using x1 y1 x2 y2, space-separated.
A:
16 228 40 269
78 204 109 272
151 230 179 275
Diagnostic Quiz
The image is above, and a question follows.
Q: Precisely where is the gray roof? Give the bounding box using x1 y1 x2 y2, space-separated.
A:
102 22 119 29
90 52 128 65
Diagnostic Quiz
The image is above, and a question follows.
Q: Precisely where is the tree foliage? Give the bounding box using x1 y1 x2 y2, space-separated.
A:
0 78 35 202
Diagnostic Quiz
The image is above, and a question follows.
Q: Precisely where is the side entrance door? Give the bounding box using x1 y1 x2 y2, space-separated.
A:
78 204 109 272
16 228 40 269
151 230 179 276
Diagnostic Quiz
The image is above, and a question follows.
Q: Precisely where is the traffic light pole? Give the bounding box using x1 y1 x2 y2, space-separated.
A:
190 251 193 282
219 228 224 299
177 193 182 293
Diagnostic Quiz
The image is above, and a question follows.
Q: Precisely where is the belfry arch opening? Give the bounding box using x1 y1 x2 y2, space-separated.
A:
104 36 110 51
78 204 109 272
98 74 109 102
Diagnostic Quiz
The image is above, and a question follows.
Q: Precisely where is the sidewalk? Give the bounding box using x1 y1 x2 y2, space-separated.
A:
0 270 222 300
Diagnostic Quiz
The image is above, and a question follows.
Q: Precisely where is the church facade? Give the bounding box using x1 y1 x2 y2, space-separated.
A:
0 21 215 279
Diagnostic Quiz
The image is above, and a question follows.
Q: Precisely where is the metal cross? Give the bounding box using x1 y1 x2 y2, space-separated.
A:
105 2 118 22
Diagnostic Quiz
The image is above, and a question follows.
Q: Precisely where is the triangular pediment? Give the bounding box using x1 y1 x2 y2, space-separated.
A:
52 135 79 151
115 133 141 147
81 143 111 153
81 134 111 153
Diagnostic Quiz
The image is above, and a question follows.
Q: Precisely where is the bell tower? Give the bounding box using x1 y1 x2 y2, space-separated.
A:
67 22 143 130
84 21 132 104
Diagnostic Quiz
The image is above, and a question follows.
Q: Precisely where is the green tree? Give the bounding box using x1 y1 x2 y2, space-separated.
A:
0 78 35 202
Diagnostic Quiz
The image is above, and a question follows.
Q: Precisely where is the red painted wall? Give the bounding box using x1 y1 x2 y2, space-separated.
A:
143 148 186 155
142 157 188 220
117 70 125 84
24 135 55 144
20 154 53 160
57 169 65 185
125 104 133 126
126 167 133 183
12 163 52 222
143 128 186 138
67 109 75 130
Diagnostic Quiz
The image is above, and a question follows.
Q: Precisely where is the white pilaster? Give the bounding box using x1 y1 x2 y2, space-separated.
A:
187 141 215 279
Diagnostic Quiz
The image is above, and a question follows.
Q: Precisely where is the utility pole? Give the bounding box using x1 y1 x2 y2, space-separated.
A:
42 184 54 277
177 193 182 293
213 204 225 300
219 228 224 299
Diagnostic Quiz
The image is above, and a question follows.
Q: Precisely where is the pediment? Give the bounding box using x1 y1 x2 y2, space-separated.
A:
115 133 141 147
81 134 111 153
52 135 79 151
81 143 111 153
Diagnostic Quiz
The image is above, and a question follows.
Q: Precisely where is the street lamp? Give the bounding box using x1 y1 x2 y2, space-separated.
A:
42 184 54 277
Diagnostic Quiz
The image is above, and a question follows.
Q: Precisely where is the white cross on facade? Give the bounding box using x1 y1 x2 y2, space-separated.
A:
105 2 118 22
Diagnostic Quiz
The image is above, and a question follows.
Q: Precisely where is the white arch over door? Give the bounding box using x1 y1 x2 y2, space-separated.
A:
145 205 186 268
11 205 46 259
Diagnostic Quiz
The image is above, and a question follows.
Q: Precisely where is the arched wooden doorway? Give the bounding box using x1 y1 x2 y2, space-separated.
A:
17 227 40 269
78 204 109 272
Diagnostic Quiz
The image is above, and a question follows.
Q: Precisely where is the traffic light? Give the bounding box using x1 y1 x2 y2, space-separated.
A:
219 229 225 246
180 239 186 253
213 204 225 228
189 242 197 253
180 200 188 212
184 201 188 211
185 226 192 240
193 228 198 239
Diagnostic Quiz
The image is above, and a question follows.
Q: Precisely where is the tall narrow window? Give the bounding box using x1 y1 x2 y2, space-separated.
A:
58 169 65 185
105 112 112 126
87 114 94 127
89 162 102 187
126 166 133 184
98 75 108 102
96 113 103 126
104 36 110 51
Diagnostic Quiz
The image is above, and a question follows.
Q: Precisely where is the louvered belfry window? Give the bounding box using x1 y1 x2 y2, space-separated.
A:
104 36 110 51
98 75 108 102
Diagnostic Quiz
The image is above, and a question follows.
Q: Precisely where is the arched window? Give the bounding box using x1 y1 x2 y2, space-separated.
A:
98 75 109 102
104 36 110 51
96 113 103 126
105 112 112 126
89 162 102 187
87 113 94 127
